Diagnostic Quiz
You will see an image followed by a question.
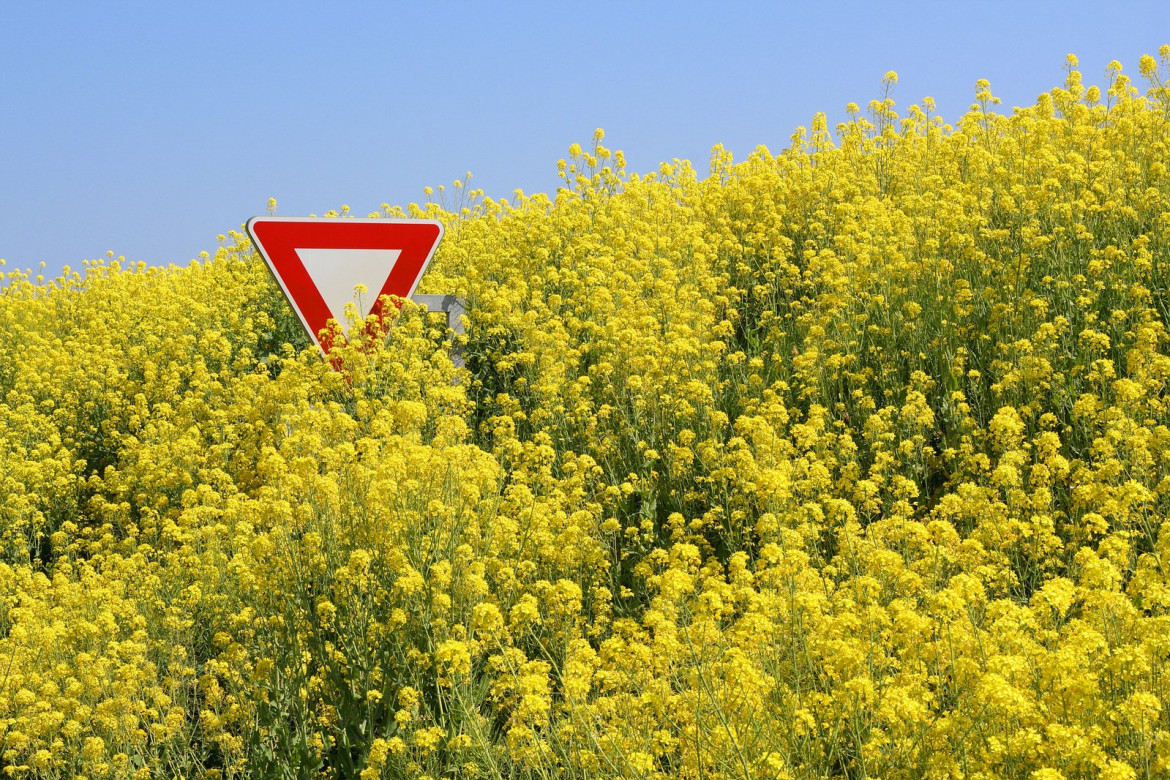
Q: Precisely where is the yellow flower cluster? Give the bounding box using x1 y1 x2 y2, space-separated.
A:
2 49 1170 777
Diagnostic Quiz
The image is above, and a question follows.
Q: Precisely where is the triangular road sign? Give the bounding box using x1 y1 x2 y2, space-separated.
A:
246 217 444 353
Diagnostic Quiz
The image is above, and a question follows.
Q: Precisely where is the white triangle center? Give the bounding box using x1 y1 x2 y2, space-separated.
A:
294 247 402 323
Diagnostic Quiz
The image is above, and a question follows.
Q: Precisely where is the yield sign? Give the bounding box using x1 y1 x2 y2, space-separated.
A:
246 217 444 352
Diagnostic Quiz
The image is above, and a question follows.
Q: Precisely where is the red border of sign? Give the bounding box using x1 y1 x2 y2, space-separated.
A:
245 216 444 353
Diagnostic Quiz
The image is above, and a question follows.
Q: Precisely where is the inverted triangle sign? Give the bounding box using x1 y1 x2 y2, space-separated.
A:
246 217 444 353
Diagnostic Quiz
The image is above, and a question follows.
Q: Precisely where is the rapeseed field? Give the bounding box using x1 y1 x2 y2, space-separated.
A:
2 51 1170 778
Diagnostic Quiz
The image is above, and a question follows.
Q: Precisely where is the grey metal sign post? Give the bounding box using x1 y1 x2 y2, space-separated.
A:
410 294 467 368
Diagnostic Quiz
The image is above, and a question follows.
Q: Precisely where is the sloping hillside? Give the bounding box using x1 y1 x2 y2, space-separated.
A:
2 52 1170 778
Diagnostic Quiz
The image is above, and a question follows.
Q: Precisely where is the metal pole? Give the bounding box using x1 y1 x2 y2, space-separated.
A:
410 294 466 367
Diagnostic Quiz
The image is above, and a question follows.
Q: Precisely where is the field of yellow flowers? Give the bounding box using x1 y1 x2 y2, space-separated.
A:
3 51 1170 779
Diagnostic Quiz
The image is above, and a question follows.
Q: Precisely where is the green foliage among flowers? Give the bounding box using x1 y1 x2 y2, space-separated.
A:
3 50 1170 778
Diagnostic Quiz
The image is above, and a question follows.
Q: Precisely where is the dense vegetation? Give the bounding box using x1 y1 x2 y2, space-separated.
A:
3 51 1170 778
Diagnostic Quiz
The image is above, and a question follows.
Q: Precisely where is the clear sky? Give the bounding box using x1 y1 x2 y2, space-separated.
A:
3 1 1169 279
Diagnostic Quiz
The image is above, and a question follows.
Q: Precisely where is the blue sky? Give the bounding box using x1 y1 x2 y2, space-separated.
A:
2 1 1168 279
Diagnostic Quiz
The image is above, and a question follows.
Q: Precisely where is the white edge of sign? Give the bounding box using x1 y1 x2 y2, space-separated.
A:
244 216 446 354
